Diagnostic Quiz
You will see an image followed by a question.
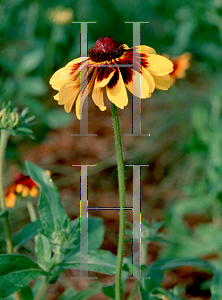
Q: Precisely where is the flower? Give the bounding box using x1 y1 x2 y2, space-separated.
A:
47 6 74 26
164 52 192 84
50 37 174 119
5 170 51 208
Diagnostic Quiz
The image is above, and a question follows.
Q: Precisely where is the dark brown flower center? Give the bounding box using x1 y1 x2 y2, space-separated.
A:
88 37 124 62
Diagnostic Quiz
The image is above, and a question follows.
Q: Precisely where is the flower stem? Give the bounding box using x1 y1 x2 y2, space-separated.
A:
0 130 13 254
111 103 126 300
26 199 37 222
34 276 48 300
0 130 22 300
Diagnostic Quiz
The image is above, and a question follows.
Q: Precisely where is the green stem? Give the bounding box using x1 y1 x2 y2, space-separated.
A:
0 130 22 300
111 103 126 300
26 199 37 222
127 236 148 300
0 130 13 254
34 276 48 300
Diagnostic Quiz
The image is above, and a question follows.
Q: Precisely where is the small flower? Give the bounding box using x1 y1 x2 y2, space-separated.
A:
50 37 174 119
47 6 74 26
164 52 192 84
5 170 51 208
0 101 35 138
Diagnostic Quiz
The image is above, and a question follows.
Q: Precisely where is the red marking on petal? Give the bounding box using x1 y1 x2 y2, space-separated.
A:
120 67 133 84
107 66 119 89
96 66 115 83
69 63 81 76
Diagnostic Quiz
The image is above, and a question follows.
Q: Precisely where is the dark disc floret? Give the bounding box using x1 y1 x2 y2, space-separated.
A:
88 37 125 62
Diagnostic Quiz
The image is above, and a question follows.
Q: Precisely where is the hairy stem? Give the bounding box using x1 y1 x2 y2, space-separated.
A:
111 103 126 300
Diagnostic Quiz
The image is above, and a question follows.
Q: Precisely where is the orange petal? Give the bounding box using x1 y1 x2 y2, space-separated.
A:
5 193 17 208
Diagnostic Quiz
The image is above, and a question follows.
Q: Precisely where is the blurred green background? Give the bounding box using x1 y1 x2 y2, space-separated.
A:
1 0 222 297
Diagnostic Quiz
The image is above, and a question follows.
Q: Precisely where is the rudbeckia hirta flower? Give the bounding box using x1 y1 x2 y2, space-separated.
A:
50 37 174 119
5 170 51 208
164 52 192 84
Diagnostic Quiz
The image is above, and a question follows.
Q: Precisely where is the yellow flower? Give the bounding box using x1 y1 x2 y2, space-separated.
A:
47 6 74 26
50 37 174 119
164 52 192 84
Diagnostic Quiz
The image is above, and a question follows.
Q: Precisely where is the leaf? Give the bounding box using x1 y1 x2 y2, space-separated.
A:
60 250 117 275
145 267 164 292
139 286 151 300
211 269 222 300
151 287 184 300
149 257 214 273
58 287 101 300
17 49 44 74
25 161 68 236
20 286 33 300
0 254 48 298
21 76 47 96
0 211 9 219
102 285 115 299
35 233 52 267
12 219 42 250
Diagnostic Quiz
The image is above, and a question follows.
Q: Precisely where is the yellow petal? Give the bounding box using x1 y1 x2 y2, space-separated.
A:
58 81 80 105
54 93 59 101
75 69 97 119
92 87 107 111
15 183 23 193
95 67 116 88
106 69 128 109
49 57 84 91
147 54 174 76
29 186 39 198
152 74 171 90
125 70 151 99
22 186 29 198
141 67 155 94
135 45 156 54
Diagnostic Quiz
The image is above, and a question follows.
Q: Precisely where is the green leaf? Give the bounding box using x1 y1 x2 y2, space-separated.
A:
35 233 52 267
0 254 48 298
12 219 42 250
0 210 9 218
59 288 77 300
25 161 68 236
60 250 117 275
58 287 101 300
20 286 33 300
45 109 73 129
139 286 151 300
21 76 47 96
102 285 115 299
151 287 184 300
211 269 222 300
17 49 44 74
149 257 214 273
144 267 164 292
